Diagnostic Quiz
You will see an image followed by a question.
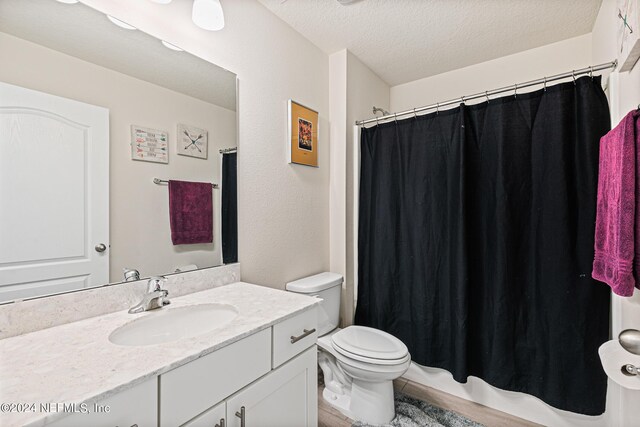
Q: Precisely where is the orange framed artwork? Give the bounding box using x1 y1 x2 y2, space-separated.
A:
287 100 319 167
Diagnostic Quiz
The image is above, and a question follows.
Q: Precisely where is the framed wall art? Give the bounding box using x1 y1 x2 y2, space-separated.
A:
287 99 319 167
618 0 640 72
177 123 208 159
131 125 168 164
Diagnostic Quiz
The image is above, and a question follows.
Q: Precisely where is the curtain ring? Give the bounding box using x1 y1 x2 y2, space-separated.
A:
590 66 594 79
413 108 418 119
485 90 490 103
514 83 518 98
461 95 466 105
543 76 547 92
572 70 576 85
436 102 440 115
375 116 380 126
394 112 398 123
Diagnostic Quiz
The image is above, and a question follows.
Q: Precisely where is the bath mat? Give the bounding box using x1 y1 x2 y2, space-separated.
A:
352 392 485 427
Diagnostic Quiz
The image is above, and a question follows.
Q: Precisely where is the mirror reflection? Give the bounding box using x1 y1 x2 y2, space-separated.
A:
0 0 238 303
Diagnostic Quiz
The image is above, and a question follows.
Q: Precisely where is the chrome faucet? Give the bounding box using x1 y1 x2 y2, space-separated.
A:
128 276 170 314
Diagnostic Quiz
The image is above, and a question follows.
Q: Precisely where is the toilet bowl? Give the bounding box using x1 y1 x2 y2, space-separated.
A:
286 272 410 425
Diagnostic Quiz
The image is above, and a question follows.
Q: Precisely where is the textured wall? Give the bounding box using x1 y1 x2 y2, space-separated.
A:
81 0 330 289
329 50 389 327
345 52 390 325
592 0 640 425
390 34 592 112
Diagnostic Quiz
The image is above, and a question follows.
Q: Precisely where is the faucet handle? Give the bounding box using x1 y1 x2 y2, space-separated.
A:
147 276 167 292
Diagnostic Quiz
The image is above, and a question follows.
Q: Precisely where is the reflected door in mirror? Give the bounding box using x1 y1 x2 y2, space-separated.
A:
0 82 109 302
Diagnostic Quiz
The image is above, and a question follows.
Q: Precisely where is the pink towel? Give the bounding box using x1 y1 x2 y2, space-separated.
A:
168 180 213 245
592 110 640 296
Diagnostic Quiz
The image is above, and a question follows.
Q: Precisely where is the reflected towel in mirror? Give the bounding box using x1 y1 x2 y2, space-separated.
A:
168 180 213 245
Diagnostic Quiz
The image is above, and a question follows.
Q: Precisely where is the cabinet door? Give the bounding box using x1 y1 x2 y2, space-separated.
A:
182 401 225 427
227 346 317 427
46 378 157 427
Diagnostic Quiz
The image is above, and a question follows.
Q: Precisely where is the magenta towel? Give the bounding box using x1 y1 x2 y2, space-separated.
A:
592 110 640 296
168 180 213 245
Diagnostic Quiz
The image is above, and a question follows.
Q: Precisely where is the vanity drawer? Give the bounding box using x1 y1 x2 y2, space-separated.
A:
160 328 271 427
272 306 318 368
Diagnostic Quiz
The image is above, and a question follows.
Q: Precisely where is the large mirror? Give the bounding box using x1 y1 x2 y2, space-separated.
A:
0 0 238 303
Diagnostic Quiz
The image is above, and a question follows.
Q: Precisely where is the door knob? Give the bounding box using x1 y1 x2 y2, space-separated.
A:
95 243 107 253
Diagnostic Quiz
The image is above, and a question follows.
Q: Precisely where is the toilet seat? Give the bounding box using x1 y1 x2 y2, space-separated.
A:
333 344 411 366
333 347 411 374
331 326 409 365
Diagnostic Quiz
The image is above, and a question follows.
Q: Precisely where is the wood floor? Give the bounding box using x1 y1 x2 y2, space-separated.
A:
318 377 543 427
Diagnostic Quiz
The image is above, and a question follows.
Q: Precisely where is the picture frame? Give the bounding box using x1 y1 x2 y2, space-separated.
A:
177 123 208 159
618 0 640 72
287 99 319 167
131 125 168 164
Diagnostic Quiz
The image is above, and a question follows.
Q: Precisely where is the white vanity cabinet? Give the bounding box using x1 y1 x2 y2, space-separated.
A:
45 377 157 427
226 346 317 427
181 401 226 427
42 306 318 427
173 308 318 427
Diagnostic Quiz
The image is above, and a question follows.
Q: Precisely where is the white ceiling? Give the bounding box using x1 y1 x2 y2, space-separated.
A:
0 0 237 111
258 0 603 86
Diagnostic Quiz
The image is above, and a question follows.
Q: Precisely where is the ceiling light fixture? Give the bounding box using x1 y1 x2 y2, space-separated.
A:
107 15 137 30
55 0 79 3
150 0 173 3
161 40 183 51
192 0 225 31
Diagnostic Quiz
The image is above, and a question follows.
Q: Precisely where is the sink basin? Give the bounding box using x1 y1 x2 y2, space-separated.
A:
109 303 238 346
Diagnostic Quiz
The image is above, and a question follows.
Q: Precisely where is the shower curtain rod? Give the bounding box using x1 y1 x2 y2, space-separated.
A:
355 60 618 126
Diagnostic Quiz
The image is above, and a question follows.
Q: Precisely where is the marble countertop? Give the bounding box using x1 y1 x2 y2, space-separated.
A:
0 282 320 427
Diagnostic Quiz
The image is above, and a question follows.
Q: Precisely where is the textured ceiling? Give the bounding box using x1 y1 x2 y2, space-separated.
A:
0 0 236 111
258 0 603 86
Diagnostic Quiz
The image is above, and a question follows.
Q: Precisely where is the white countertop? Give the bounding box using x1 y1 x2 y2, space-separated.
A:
0 282 319 427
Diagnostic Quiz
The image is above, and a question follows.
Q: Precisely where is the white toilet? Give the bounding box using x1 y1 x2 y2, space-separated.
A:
286 272 410 425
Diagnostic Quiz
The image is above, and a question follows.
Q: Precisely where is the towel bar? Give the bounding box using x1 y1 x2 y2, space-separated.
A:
153 178 219 189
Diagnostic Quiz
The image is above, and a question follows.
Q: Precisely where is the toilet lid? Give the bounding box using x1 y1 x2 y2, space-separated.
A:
331 326 408 361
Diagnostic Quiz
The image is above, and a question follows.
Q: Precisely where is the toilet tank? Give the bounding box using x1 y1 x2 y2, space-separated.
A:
286 272 343 336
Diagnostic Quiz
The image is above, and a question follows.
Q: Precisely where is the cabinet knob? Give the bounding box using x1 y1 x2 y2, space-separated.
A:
290 328 316 344
235 406 245 427
214 418 225 427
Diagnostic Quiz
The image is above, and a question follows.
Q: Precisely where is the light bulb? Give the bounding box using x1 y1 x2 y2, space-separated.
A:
107 15 137 30
161 40 183 51
192 0 225 31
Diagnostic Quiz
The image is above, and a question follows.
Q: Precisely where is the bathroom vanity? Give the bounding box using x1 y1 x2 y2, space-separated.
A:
0 282 319 427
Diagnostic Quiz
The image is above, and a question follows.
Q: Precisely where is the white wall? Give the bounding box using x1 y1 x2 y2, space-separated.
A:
345 52 389 325
390 34 592 112
329 49 389 326
79 0 330 289
329 50 348 324
0 31 236 282
592 1 640 425
379 34 614 427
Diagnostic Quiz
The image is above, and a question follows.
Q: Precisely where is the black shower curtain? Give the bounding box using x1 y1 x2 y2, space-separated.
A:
355 77 612 415
222 152 238 264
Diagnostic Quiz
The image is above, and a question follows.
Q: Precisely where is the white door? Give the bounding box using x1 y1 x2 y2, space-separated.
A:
0 81 109 302
227 346 318 427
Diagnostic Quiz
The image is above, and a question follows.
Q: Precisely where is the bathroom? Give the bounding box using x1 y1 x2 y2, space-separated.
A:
0 0 639 426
